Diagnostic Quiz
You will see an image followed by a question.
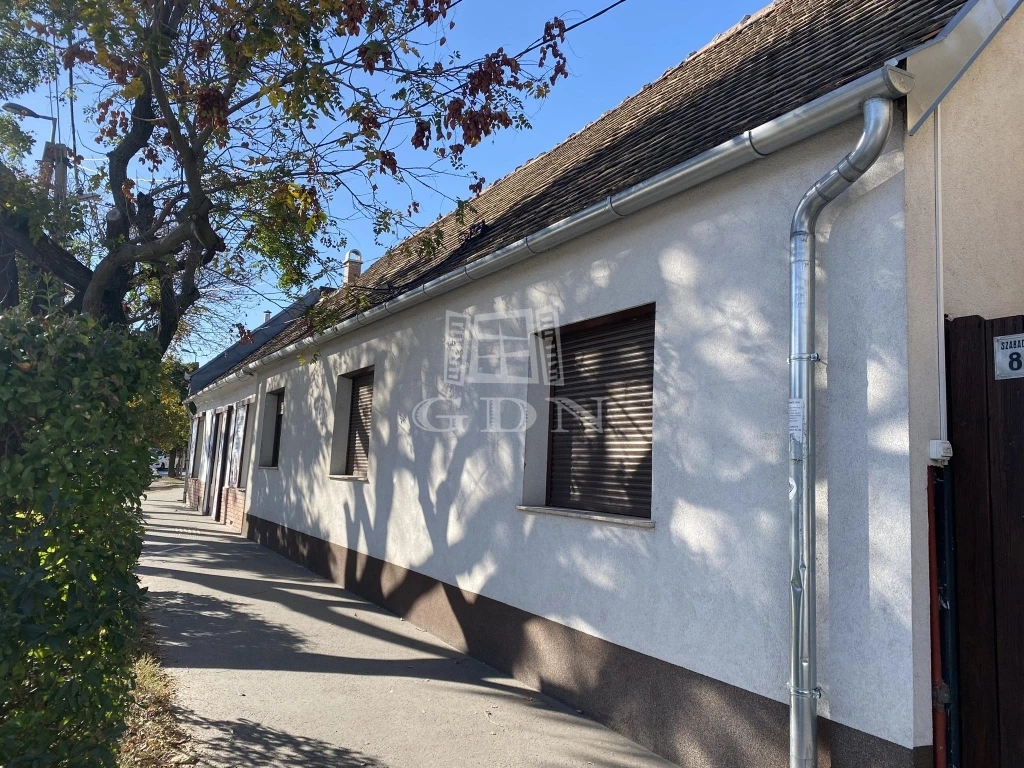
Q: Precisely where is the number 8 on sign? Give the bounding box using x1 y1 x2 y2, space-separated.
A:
994 333 1024 380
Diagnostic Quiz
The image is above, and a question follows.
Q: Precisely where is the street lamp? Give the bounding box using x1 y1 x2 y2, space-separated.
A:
2 102 98 205
3 101 69 205
2 102 57 144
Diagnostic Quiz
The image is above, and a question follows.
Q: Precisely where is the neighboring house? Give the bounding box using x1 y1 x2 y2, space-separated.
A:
184 1 1024 766
184 286 332 526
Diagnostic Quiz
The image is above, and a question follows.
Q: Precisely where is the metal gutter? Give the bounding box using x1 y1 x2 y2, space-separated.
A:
189 64 914 403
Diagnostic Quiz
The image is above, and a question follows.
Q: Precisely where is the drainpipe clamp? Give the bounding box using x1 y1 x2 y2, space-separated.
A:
788 685 823 700
788 352 820 362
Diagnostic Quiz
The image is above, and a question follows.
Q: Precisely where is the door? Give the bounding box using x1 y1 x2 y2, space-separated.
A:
209 406 233 520
200 411 221 515
947 315 1024 767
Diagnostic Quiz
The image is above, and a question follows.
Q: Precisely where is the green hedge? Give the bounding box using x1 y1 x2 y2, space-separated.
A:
0 309 159 767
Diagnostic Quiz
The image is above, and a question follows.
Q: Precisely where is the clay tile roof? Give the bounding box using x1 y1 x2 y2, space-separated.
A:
211 0 966 387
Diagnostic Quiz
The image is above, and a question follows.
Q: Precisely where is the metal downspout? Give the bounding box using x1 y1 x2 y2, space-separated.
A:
788 97 894 768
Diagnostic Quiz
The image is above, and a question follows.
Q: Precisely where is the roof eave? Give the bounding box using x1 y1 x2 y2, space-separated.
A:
187 64 915 404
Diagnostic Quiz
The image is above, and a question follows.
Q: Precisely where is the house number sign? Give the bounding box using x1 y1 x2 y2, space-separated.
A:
994 333 1024 380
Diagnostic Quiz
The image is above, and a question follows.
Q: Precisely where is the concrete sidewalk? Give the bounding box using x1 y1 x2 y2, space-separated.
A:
140 483 675 768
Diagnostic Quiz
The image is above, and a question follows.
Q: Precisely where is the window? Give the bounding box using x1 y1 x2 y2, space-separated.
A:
260 388 285 467
227 401 254 489
331 370 375 477
545 306 655 517
237 403 255 488
344 371 374 477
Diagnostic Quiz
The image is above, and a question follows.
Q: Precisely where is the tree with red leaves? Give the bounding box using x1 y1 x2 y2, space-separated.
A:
0 0 610 352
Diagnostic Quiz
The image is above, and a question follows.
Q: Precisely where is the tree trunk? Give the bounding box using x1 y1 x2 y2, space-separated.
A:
24 261 46 315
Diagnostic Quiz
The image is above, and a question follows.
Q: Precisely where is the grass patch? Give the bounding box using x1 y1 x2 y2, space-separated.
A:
118 626 195 767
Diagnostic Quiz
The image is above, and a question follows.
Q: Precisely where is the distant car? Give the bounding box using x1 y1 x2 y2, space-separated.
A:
150 454 169 476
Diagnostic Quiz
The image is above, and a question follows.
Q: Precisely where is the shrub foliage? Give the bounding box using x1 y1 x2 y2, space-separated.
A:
0 309 159 766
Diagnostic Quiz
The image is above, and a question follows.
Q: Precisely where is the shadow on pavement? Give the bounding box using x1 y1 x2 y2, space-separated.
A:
140 485 676 768
179 712 387 767
146 587 529 695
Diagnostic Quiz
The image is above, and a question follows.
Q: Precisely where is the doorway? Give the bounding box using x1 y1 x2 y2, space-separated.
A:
200 411 221 515
208 406 233 520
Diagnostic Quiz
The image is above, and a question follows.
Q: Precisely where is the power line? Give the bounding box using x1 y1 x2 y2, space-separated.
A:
515 0 631 59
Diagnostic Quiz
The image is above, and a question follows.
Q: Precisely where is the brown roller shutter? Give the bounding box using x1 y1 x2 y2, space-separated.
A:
547 307 654 517
270 390 284 467
345 371 374 477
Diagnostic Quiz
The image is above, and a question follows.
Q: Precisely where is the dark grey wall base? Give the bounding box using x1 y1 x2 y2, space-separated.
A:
245 514 931 768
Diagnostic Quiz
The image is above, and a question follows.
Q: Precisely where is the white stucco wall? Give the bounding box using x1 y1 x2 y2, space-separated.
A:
900 6 1024 748
902 113 944 751
196 119 923 747
908 7 1024 321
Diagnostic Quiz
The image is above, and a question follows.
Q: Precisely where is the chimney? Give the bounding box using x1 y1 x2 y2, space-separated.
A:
263 310 271 324
343 249 363 284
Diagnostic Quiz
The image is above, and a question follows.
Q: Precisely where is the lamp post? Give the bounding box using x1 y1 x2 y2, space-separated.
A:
2 102 101 205
2 102 66 203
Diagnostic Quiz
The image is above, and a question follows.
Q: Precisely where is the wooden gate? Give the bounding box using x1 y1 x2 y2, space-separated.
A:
947 315 1024 767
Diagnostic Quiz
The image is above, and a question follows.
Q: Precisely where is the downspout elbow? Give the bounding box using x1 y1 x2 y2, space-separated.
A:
845 97 893 173
792 98 893 237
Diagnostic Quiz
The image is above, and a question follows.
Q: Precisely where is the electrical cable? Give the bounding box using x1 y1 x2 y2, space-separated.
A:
67 38 82 194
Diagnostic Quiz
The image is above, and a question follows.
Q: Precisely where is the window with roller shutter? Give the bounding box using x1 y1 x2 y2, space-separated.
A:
259 389 285 468
344 371 374 477
546 306 654 518
271 392 284 466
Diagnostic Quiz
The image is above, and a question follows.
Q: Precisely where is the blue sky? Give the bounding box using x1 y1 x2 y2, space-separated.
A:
12 0 766 362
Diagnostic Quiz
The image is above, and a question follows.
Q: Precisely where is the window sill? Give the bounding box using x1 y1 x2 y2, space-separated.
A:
258 465 280 471
516 505 654 529
328 474 369 483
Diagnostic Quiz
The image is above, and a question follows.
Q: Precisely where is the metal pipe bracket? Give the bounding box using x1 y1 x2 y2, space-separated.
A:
788 685 823 700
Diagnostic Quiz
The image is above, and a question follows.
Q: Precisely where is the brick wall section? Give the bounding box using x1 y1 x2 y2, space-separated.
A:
185 478 204 510
221 488 247 532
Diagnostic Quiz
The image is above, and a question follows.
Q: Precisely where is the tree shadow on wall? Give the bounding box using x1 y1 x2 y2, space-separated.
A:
245 2 927 753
